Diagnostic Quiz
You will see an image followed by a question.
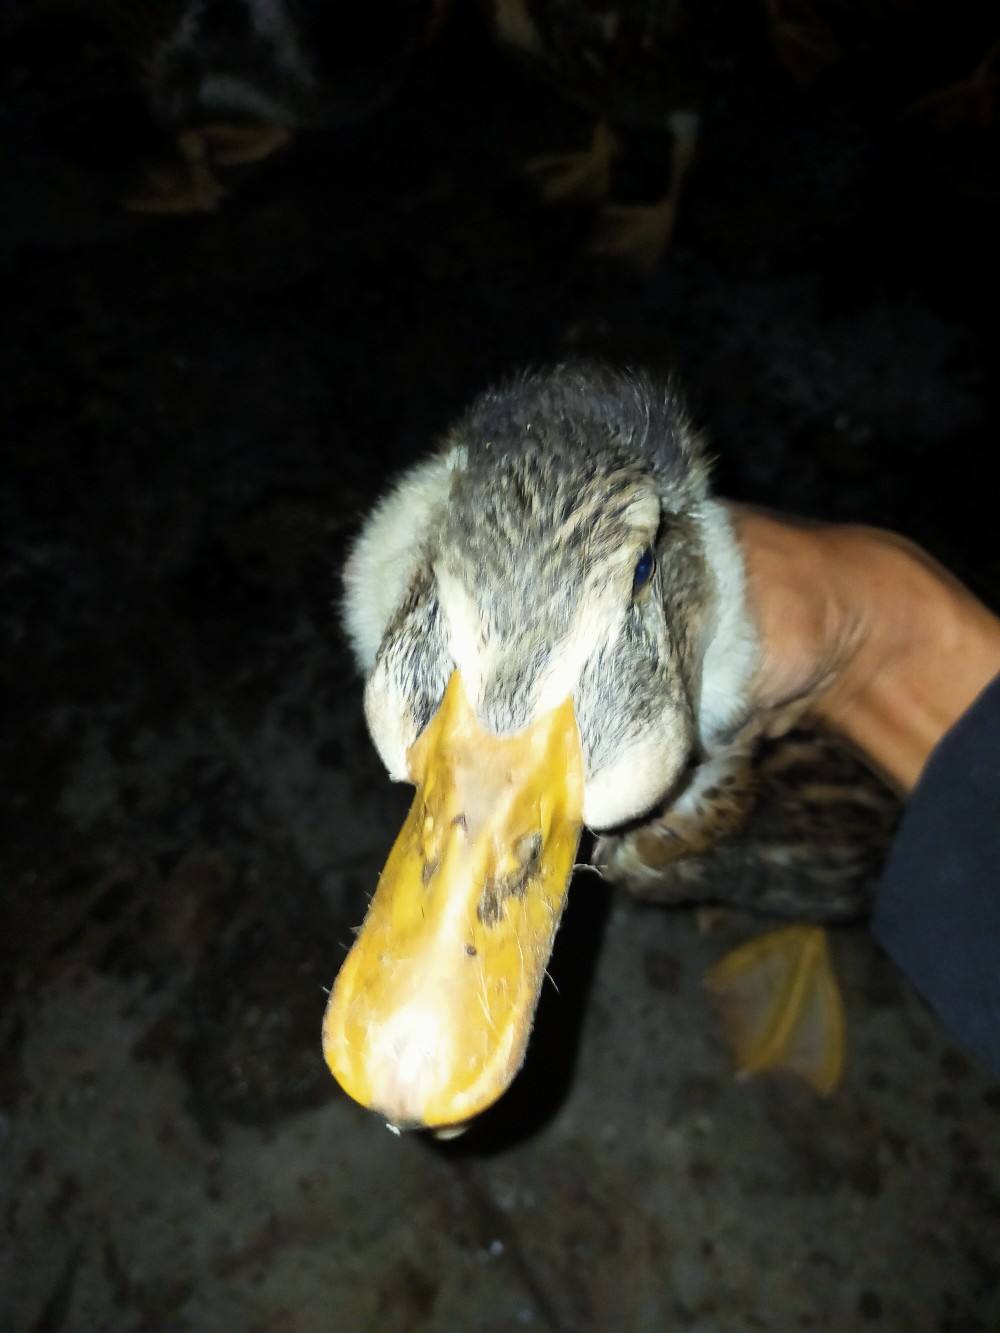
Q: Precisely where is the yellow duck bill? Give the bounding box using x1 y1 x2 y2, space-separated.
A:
323 672 585 1129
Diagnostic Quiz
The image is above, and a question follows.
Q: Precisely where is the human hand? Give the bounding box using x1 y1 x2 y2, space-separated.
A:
724 503 1000 793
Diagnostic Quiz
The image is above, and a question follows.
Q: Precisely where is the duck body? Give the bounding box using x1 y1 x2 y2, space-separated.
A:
481 0 764 259
65 0 442 209
324 365 897 1129
484 0 705 129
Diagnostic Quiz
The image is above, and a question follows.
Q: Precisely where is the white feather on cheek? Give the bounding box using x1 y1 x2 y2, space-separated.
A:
583 722 690 829
364 667 418 783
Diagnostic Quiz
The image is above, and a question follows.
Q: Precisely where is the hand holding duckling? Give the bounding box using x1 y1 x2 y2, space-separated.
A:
728 502 1000 1075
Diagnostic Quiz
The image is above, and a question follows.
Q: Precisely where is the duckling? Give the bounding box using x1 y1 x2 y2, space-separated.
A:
481 1 760 264
322 365 898 1131
67 0 445 211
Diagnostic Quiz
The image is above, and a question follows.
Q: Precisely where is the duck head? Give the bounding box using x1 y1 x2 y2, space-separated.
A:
323 366 756 1129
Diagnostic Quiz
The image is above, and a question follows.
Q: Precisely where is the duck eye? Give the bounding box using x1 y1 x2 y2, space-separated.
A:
632 546 655 597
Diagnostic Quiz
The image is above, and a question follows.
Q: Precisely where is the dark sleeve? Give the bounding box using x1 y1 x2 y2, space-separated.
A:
871 672 1000 1076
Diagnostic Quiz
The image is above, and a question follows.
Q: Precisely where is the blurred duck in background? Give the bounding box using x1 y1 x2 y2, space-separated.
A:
61 0 448 211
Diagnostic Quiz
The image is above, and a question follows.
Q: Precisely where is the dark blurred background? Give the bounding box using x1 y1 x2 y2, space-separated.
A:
2 4 999 1330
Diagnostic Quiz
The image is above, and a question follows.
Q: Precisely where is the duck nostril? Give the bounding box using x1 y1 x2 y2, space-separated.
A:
478 831 546 926
420 804 444 880
514 831 543 873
